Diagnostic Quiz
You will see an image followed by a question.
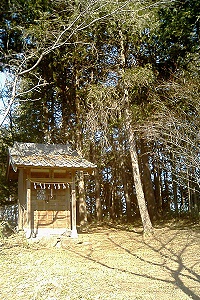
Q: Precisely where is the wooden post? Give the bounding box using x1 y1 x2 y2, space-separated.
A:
18 169 23 230
26 177 32 238
71 171 78 238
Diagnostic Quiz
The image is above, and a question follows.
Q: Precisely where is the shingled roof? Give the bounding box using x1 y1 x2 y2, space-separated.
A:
7 142 96 178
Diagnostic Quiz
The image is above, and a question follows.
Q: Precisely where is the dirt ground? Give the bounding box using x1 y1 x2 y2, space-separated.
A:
0 224 200 300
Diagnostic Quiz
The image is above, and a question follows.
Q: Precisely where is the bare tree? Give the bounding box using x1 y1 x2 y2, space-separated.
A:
0 0 135 127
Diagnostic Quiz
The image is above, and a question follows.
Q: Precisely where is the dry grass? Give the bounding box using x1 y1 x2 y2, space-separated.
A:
0 224 200 300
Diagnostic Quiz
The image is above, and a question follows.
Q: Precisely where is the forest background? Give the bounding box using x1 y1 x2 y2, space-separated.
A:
0 0 199 232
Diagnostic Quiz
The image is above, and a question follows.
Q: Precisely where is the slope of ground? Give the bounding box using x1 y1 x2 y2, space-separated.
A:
0 225 199 300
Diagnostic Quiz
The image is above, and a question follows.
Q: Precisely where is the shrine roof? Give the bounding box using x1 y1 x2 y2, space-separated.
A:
7 142 96 177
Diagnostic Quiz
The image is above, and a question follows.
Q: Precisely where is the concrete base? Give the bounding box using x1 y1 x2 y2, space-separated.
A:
70 228 78 238
25 229 32 239
24 228 71 238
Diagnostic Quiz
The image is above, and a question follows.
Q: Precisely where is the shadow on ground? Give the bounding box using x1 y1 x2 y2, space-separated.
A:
62 227 200 300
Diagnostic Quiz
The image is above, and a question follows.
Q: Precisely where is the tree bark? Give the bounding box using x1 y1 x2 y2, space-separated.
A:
153 158 163 214
170 152 178 215
125 109 153 233
78 171 87 226
118 130 132 221
140 139 156 220
90 141 103 222
120 155 132 221
95 168 102 222
119 28 153 233
43 99 51 143
163 170 171 213
73 59 88 225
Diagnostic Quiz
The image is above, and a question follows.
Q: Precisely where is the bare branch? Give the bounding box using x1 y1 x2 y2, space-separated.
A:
0 75 18 127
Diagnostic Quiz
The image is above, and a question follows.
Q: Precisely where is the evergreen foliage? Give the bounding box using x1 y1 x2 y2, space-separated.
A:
0 0 199 225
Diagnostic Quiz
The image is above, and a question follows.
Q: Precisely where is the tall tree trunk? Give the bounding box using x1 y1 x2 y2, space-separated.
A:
119 28 153 233
74 60 87 225
140 139 156 220
110 183 116 221
125 109 153 233
78 171 87 226
163 170 171 213
103 182 110 219
187 168 192 213
153 157 162 215
120 152 132 221
190 169 199 217
193 186 199 216
90 142 103 221
119 130 132 221
95 169 102 222
170 152 178 215
121 163 132 221
43 99 51 143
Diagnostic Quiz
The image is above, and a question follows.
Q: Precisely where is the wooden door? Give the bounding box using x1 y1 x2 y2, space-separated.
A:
32 184 71 231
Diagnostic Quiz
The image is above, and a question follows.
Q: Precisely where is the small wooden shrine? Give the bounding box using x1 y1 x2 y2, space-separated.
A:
7 142 96 238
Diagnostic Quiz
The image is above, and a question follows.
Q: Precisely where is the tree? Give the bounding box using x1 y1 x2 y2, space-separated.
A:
0 0 135 126
118 25 154 232
83 0 158 231
1 0 199 223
